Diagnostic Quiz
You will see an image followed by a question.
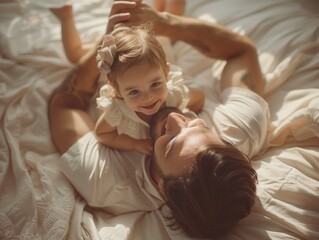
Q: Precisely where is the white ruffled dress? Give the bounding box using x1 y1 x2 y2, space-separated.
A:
96 67 190 139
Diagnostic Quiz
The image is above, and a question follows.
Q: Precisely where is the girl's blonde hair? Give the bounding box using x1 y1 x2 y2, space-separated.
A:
100 24 168 90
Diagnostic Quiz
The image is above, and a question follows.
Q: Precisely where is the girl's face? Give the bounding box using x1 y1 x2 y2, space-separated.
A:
116 62 169 116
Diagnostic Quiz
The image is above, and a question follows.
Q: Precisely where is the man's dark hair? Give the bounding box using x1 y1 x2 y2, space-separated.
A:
162 144 258 238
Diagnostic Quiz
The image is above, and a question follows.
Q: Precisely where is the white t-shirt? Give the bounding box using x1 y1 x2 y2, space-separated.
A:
200 87 269 158
58 132 164 215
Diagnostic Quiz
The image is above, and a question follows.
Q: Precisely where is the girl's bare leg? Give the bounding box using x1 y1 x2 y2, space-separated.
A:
165 0 185 16
154 0 165 12
49 49 100 154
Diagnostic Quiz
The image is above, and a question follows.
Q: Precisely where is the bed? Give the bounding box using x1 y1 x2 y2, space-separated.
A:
1 0 318 239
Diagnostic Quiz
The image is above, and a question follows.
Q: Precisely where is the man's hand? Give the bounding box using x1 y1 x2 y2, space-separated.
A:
107 0 164 34
107 0 138 33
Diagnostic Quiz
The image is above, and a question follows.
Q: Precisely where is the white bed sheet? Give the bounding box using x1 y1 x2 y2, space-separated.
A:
0 0 318 239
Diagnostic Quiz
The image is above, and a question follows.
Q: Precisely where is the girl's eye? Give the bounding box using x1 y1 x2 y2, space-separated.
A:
151 82 162 88
128 90 139 96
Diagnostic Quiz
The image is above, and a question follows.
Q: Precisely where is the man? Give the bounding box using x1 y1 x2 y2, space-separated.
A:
49 0 269 238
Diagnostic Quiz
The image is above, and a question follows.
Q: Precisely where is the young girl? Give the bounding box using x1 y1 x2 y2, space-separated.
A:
50 5 204 155
95 24 204 155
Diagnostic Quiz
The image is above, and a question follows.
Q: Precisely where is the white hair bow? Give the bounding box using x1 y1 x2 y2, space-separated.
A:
96 34 117 76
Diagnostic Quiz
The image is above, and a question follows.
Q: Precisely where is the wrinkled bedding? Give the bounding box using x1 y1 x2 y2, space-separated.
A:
0 0 318 239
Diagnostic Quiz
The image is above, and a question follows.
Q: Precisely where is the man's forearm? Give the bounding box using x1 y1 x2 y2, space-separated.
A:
110 1 253 61
157 12 253 61
156 12 264 96
108 1 264 95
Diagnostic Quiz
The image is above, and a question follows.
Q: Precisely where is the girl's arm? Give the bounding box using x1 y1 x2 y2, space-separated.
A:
186 88 205 114
95 113 153 155
50 5 89 63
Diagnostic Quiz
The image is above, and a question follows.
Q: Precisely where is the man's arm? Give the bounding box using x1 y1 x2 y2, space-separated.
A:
158 14 264 95
111 2 264 96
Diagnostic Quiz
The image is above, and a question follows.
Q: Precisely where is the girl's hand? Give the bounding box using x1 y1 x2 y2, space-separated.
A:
133 139 153 155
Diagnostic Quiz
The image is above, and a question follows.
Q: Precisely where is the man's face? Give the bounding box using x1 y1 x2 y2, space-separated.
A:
150 107 225 178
